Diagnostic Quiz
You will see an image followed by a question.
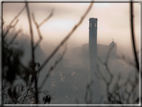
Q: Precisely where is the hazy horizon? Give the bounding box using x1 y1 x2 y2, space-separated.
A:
2 2 140 58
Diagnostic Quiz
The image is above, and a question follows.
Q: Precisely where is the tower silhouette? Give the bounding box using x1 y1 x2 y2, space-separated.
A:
89 18 101 103
89 18 97 73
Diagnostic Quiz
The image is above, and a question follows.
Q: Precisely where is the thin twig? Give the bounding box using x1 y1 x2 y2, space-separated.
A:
117 55 136 68
39 9 53 27
25 2 38 103
8 29 22 45
3 19 19 38
40 43 67 89
3 6 25 38
25 2 35 65
96 65 108 84
32 10 53 49
38 0 94 73
32 13 42 49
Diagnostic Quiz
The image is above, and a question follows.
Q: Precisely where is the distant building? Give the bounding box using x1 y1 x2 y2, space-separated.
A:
82 40 117 62
50 18 117 104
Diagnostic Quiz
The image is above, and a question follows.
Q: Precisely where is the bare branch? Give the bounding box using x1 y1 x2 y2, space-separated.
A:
38 0 94 73
8 29 22 45
117 55 136 68
115 73 121 87
3 19 19 38
1 17 5 27
39 9 54 27
98 48 113 85
3 6 25 38
25 2 35 64
40 43 67 89
130 0 139 72
96 65 108 84
32 13 42 49
25 2 37 103
105 64 113 85
32 9 53 50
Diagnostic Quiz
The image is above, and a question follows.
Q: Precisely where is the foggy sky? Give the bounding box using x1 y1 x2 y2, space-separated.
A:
2 1 140 58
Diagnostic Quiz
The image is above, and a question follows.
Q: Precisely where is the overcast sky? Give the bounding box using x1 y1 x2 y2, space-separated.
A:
2 1 140 57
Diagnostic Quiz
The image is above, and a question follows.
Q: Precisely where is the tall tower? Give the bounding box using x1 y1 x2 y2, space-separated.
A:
89 18 101 103
89 18 97 72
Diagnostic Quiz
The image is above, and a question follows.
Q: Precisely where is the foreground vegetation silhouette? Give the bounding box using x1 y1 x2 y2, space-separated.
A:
2 0 94 105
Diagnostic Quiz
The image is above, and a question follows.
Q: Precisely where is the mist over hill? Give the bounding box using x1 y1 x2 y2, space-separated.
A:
1 30 138 104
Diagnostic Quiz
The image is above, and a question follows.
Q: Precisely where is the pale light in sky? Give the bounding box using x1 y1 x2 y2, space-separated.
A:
2 2 140 57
